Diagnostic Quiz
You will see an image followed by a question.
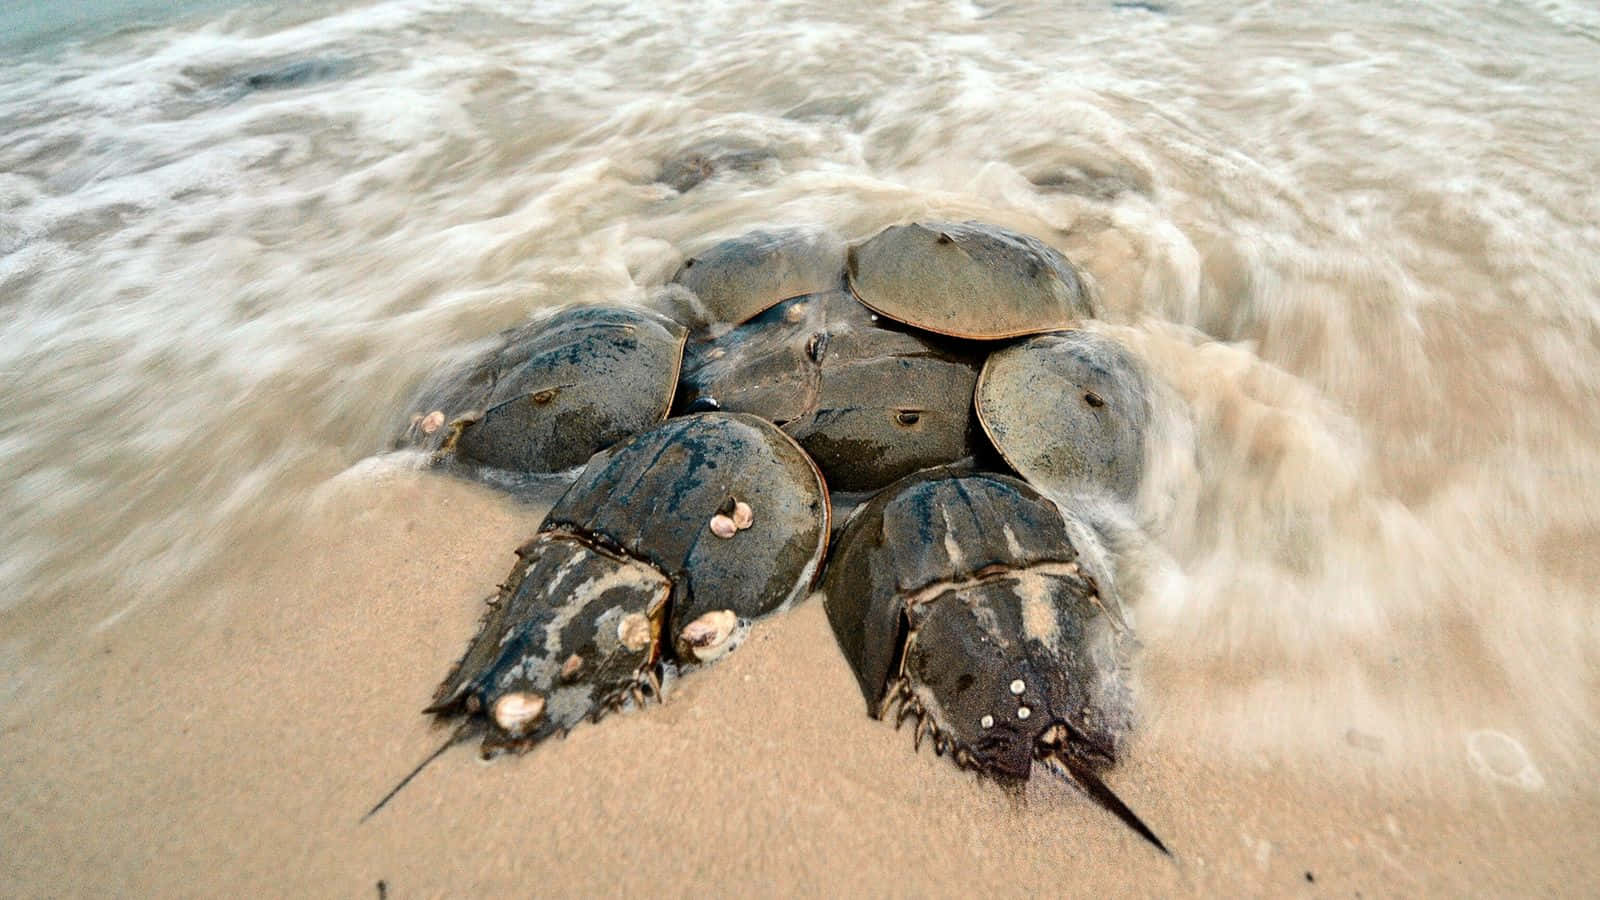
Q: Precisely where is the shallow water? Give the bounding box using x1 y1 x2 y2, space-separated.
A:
2 0 1596 799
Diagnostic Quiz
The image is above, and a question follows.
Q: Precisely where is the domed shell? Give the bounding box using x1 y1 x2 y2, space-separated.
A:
818 467 1162 851
821 467 1133 770
429 413 829 753
656 138 777 193
846 221 1095 340
546 412 830 625
677 289 986 493
398 305 686 475
975 331 1150 503
671 228 846 329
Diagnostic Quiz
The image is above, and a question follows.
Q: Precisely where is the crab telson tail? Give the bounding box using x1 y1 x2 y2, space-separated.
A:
1048 754 1171 857
361 720 481 823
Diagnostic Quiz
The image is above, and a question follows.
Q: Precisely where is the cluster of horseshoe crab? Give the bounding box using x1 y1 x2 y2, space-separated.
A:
370 221 1170 853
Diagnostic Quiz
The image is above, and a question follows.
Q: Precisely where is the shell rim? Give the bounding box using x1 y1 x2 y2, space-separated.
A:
843 237 1089 341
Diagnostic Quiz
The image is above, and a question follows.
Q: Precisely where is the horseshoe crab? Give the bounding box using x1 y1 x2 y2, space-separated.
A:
977 330 1152 504
670 227 847 329
846 221 1096 339
677 286 989 495
821 466 1163 852
395 304 686 487
656 138 778 194
374 220 1167 852
368 412 827 817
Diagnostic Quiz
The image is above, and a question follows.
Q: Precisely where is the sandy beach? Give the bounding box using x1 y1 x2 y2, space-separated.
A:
5 467 1592 896
3 1 1597 895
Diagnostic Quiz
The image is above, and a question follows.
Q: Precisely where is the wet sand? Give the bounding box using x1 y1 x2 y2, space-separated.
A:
4 468 1592 897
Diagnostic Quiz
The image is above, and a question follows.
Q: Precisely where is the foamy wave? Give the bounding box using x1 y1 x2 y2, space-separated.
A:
1 0 1595 792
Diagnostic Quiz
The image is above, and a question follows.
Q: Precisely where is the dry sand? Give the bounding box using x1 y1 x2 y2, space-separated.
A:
4 467 1593 897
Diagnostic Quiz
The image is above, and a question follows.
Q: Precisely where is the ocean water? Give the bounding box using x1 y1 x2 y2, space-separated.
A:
1 0 1596 790
0 0 250 55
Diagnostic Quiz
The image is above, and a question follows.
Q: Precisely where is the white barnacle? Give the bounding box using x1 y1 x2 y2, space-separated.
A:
492 691 545 736
560 653 584 681
1009 679 1025 695
679 609 739 663
980 714 995 729
1017 706 1031 720
709 514 738 538
419 410 446 434
617 612 653 651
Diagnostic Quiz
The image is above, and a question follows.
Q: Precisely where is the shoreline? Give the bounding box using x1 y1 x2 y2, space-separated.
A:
3 467 1590 895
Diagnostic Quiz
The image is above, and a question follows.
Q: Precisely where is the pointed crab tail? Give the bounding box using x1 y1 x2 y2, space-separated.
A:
1050 755 1171 857
361 720 482 823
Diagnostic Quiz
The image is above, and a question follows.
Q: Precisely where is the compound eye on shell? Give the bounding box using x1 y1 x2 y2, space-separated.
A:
895 410 921 427
1083 391 1105 408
